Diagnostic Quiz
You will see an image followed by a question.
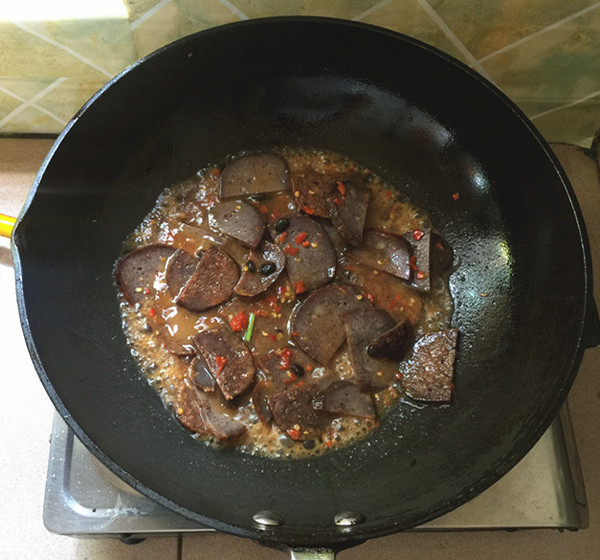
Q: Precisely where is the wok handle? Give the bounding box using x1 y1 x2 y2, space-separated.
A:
289 548 335 560
0 213 16 238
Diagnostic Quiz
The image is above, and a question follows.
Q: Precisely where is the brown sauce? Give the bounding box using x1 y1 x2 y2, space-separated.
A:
117 147 455 458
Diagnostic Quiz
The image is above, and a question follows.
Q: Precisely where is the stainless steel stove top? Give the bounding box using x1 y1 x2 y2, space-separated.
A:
43 403 588 540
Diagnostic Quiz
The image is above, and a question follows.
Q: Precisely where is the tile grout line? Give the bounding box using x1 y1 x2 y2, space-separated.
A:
478 1 600 62
9 20 113 78
353 0 395 21
131 0 174 30
0 78 68 130
218 0 249 20
416 0 496 84
529 89 600 120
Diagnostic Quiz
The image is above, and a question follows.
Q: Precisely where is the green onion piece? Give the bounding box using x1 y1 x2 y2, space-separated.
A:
243 312 256 342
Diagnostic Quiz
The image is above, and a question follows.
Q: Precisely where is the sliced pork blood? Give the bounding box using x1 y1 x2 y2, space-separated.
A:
211 199 265 248
290 284 367 364
403 228 431 292
344 307 397 391
176 247 239 312
166 248 198 297
234 241 285 297
219 153 290 198
189 353 216 391
193 389 247 440
431 232 454 276
176 384 209 435
269 384 332 441
252 381 273 424
257 347 317 389
400 329 458 403
115 244 175 304
367 314 412 360
328 180 370 246
290 167 337 217
272 215 336 292
347 230 412 281
313 381 376 419
347 261 423 326
192 330 255 400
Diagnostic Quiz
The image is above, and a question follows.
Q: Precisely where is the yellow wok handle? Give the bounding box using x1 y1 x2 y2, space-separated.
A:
0 213 16 238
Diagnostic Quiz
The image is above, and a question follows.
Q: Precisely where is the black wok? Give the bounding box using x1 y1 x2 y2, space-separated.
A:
12 17 599 555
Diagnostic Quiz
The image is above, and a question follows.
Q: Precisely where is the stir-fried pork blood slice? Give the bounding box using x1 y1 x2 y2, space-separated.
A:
403 228 431 292
193 389 247 440
176 247 239 312
313 381 376 419
347 230 412 281
269 384 332 441
273 215 336 292
115 244 175 304
347 261 423 326
166 248 199 297
329 180 370 246
176 384 209 435
219 153 290 198
367 314 412 360
344 307 397 391
211 199 265 248
401 329 458 403
234 241 285 297
189 354 216 391
192 330 255 400
290 284 367 364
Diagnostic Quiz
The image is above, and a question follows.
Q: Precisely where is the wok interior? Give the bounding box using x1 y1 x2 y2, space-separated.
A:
14 20 588 546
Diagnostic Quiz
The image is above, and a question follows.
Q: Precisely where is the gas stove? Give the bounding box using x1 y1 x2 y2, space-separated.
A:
43 403 587 542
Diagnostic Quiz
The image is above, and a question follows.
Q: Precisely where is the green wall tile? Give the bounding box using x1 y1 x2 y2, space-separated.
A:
228 0 381 19
427 0 598 59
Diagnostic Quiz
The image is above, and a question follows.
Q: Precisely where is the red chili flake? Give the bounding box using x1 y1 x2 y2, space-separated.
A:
258 204 269 214
211 167 221 177
148 307 157 318
271 210 282 221
305 364 314 373
277 285 286 295
302 240 310 248
215 356 227 375
396 372 403 380
388 300 397 310
336 181 346 196
143 287 151 295
435 241 444 250
277 231 287 243
363 292 374 304
344 263 355 272
284 244 299 256
229 310 248 332
302 206 315 215
452 192 460 201
333 198 343 206
263 295 277 305
294 281 306 294
273 304 281 313
412 229 424 241
325 437 333 448
416 270 427 280
295 232 308 244
409 255 418 271
269 333 277 342
254 309 269 317
287 427 301 440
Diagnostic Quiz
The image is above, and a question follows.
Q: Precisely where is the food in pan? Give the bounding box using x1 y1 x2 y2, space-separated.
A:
115 148 457 458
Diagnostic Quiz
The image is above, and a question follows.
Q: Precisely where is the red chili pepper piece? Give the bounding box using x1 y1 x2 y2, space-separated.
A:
148 307 157 318
143 287 151 295
269 333 277 342
416 270 427 280
277 231 287 243
409 255 418 271
271 210 282 220
294 281 306 294
280 347 293 369
287 427 301 440
333 198 343 206
295 232 308 244
364 292 374 304
412 229 424 241
258 204 269 214
336 181 346 196
302 206 315 215
215 355 227 375
452 192 460 201
229 310 249 332
284 245 299 256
